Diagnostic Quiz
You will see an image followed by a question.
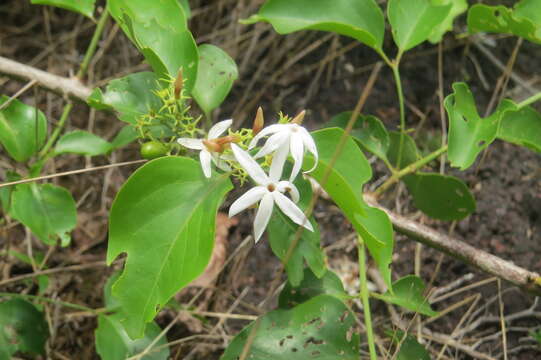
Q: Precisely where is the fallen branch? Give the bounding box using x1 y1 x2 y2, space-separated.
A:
365 195 541 296
0 56 92 101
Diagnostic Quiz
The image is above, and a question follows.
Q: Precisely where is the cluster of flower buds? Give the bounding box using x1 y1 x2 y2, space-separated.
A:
177 109 319 242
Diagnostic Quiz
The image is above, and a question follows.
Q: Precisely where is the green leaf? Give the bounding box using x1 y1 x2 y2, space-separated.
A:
87 72 162 124
178 0 191 18
243 0 385 52
111 125 140 149
108 0 199 90
95 274 170 360
531 329 541 345
55 130 112 156
0 96 47 163
444 82 517 170
0 171 20 212
305 128 394 290
0 299 48 358
31 0 95 19
107 157 232 338
327 111 390 163
279 269 346 309
467 1 541 44
192 44 238 116
377 275 438 316
428 0 468 43
387 131 420 169
268 175 326 286
221 295 359 359
497 105 541 153
403 173 476 221
388 0 452 51
388 330 431 360
10 183 77 246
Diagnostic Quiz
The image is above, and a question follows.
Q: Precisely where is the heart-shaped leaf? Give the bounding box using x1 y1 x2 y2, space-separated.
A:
192 44 238 117
403 173 476 221
10 183 77 246
31 0 95 19
388 0 452 52
107 157 232 338
428 0 468 43
0 299 48 358
243 0 385 52
279 269 346 309
221 295 359 359
444 82 517 170
377 275 438 316
55 130 112 156
0 96 47 163
305 128 394 290
497 105 541 153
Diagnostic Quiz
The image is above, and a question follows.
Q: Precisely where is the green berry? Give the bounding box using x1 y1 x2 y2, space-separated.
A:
140 141 169 159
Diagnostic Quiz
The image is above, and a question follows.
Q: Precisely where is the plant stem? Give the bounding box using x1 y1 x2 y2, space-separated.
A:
517 91 541 109
38 102 73 158
391 63 407 169
358 237 377 360
373 144 449 197
0 291 101 313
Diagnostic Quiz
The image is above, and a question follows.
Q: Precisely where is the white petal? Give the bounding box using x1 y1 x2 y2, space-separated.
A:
300 127 319 173
200 150 212 178
212 154 232 172
231 144 269 185
277 181 300 203
289 135 305 182
253 193 274 242
208 119 233 139
229 186 267 217
248 124 284 149
178 138 204 150
272 191 313 232
253 131 289 159
269 140 289 182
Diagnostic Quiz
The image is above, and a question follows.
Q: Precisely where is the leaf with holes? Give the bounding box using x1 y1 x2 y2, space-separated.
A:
10 183 76 246
497 105 541 153
327 111 390 163
0 96 47 163
0 299 48 358
31 0 95 18
279 269 346 309
304 128 394 290
55 130 112 156
242 0 385 52
403 173 476 221
468 0 541 44
428 0 468 43
377 275 438 316
444 82 517 170
192 44 238 117
388 0 452 51
107 157 232 338
221 295 359 359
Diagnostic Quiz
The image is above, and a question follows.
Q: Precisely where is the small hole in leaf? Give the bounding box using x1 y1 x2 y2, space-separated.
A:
455 189 464 197
279 338 285 346
478 140 486 147
286 335 293 339
311 350 321 356
339 310 349 323
291 348 297 352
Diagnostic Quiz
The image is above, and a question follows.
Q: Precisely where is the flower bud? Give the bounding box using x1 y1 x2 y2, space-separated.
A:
174 69 183 99
252 107 264 135
202 139 223 153
291 110 306 125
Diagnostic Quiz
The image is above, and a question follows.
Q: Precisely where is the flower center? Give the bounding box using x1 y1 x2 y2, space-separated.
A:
267 184 276 192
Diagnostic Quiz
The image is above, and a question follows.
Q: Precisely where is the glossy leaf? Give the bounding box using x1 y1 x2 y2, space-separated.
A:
192 44 238 116
388 0 452 51
0 96 47 162
10 183 77 246
55 130 112 156
178 0 191 18
305 128 394 290
279 269 346 309
31 0 95 19
243 0 385 51
497 105 541 153
107 157 232 338
88 72 162 124
327 111 390 162
387 131 420 169
389 330 431 360
111 125 139 149
377 275 438 316
403 173 476 221
428 0 468 43
222 295 359 359
108 0 199 90
444 82 517 170
468 1 541 44
0 299 48 358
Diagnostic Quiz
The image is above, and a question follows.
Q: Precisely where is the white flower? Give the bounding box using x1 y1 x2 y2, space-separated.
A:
228 144 313 243
177 119 232 178
248 122 318 182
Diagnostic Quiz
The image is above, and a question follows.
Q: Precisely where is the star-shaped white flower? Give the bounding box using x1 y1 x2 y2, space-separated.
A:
177 119 232 178
229 144 313 243
248 122 318 182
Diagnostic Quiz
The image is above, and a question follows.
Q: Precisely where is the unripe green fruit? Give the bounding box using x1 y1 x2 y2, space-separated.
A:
140 141 169 159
